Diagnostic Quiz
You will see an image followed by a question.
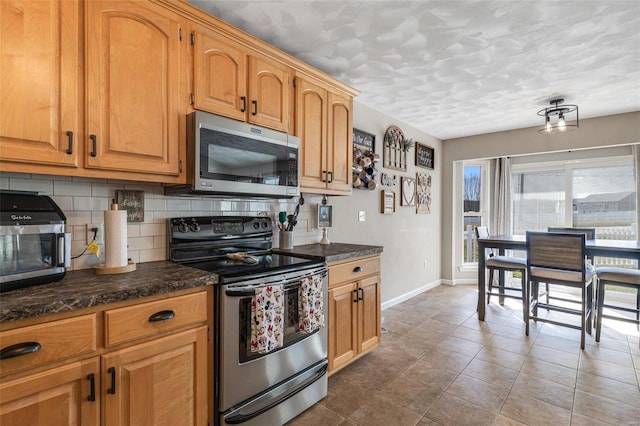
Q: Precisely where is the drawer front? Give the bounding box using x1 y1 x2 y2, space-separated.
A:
0 314 97 377
104 291 208 347
329 256 380 287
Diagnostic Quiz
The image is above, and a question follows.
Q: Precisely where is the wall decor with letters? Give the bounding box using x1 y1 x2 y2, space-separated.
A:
415 142 434 170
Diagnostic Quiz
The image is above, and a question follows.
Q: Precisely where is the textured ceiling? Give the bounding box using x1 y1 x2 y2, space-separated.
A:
187 0 640 140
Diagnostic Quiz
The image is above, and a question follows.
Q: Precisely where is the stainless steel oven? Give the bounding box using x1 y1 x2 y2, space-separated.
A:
0 190 70 292
169 216 328 426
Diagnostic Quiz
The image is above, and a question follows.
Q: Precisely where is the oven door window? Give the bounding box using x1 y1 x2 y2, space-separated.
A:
238 284 312 363
200 128 297 187
0 233 56 276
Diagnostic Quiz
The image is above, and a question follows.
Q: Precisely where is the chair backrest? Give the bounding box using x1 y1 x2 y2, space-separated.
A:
475 226 489 239
547 227 596 239
527 231 586 272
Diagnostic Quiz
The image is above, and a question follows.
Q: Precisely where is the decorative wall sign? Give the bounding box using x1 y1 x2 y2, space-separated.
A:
401 177 416 206
416 173 432 214
380 173 397 188
381 190 396 214
353 128 375 151
415 142 434 170
116 190 145 222
318 205 333 227
383 126 414 171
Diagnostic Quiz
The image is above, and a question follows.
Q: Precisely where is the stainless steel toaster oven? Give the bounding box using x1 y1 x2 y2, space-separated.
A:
0 190 70 292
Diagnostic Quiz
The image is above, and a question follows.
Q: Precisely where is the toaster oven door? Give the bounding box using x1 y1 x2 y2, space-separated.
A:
0 224 69 290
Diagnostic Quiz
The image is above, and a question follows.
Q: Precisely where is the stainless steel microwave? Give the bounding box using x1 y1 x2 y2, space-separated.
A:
165 111 300 198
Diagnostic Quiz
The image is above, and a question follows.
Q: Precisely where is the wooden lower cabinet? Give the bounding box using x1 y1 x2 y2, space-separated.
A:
0 289 211 426
102 326 207 426
327 256 381 373
0 357 100 426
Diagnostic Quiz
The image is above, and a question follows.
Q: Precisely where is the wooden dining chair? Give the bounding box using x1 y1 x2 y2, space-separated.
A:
594 267 640 342
475 226 528 320
526 231 595 349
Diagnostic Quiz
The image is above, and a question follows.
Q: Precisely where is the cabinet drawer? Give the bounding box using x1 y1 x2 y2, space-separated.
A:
104 292 207 347
0 314 97 377
329 256 380 287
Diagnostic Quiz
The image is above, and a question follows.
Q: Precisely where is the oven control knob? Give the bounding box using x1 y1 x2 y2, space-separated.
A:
177 221 189 233
261 221 269 229
190 221 201 232
253 221 260 230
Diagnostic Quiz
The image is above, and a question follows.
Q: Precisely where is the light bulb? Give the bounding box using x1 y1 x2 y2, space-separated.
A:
558 113 566 131
545 116 552 133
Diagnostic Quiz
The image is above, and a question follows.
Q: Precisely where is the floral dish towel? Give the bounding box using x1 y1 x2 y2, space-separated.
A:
251 285 284 353
299 274 325 333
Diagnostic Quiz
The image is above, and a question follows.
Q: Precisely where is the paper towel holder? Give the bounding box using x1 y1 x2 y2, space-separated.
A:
95 201 137 275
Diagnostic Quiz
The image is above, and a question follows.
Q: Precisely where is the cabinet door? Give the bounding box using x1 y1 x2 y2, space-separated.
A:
358 275 381 354
295 77 327 191
102 327 207 426
0 357 99 426
326 91 353 193
328 282 358 372
192 25 247 121
86 0 183 177
248 55 290 132
0 0 80 167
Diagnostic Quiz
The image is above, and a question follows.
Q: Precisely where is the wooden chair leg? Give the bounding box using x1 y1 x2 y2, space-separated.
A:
487 269 495 304
596 279 605 342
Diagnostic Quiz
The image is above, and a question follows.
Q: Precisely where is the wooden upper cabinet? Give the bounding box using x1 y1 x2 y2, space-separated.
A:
191 25 291 133
0 0 80 167
247 55 290 132
327 91 353 192
296 78 328 190
85 0 184 176
295 75 352 194
192 25 247 122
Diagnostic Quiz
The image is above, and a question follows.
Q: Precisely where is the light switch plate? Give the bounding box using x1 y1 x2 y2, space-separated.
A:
358 211 366 222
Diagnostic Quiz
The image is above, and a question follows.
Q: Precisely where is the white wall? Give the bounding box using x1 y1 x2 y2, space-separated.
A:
441 111 640 283
0 101 444 307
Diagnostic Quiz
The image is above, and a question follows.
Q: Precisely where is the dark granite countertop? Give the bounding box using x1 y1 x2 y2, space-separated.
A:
0 261 217 324
276 243 383 263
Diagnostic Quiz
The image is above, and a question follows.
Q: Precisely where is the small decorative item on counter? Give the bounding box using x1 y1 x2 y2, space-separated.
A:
353 146 379 190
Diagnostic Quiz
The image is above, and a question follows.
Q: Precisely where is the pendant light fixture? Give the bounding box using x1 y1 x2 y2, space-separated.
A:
537 98 579 134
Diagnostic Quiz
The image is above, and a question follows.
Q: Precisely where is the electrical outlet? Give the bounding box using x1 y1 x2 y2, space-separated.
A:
358 211 366 222
86 223 104 244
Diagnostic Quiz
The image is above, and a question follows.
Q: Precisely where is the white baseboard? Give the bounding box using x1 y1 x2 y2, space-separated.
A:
440 278 476 286
381 279 442 310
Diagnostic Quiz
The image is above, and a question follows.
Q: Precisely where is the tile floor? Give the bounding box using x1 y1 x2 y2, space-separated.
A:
287 284 640 426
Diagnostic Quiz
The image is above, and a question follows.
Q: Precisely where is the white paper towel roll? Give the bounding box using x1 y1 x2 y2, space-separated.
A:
104 206 128 268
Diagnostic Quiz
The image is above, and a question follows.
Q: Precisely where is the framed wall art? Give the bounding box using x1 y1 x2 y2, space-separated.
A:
416 173 432 214
116 190 145 222
415 142 434 170
401 176 416 206
353 128 375 151
381 190 396 214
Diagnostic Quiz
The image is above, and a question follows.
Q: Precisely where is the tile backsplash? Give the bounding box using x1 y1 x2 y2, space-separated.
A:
1 172 324 271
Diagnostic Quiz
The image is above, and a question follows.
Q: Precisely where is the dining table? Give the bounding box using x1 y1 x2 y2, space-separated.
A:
476 234 640 320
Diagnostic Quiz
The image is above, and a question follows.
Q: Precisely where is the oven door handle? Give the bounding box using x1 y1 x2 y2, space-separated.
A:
225 270 327 297
223 362 328 424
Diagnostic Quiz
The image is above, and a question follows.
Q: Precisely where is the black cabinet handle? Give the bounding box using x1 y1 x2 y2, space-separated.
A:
327 171 333 183
240 96 247 112
66 131 73 154
107 367 116 394
353 266 362 273
353 289 359 303
322 171 327 183
148 310 176 322
87 373 96 402
89 134 97 157
0 341 41 360
251 100 257 115
358 288 364 301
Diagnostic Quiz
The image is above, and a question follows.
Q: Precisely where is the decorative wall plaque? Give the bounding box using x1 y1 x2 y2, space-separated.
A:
416 173 432 214
415 142 434 169
401 177 416 206
381 190 396 214
116 190 145 222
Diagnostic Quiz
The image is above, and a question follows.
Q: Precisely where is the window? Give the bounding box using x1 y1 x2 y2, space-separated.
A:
513 168 566 234
463 164 484 263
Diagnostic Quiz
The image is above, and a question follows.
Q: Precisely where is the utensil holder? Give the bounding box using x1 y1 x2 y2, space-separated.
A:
280 231 294 249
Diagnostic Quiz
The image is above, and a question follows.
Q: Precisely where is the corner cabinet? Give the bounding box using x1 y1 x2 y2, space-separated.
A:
296 75 353 195
0 0 81 168
327 255 381 373
191 24 291 133
85 0 185 177
0 289 211 426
